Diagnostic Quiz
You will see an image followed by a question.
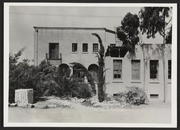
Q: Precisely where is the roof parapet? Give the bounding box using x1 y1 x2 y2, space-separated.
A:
33 26 115 34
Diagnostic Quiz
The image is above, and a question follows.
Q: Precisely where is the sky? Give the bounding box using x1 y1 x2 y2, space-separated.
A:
9 5 165 62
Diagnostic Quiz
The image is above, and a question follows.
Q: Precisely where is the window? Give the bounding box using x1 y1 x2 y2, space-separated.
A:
150 94 159 99
72 43 77 52
131 60 140 80
113 60 122 79
150 60 159 79
82 43 88 52
49 43 59 59
93 43 98 52
168 60 171 79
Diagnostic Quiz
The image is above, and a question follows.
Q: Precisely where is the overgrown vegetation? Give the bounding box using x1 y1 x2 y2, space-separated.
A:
9 49 94 103
113 87 148 105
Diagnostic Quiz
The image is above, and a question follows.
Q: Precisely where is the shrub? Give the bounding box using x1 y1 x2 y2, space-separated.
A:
9 49 57 103
114 87 148 105
53 75 93 99
71 81 93 99
9 49 95 103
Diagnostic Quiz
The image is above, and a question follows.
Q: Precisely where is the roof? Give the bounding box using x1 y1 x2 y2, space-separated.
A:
33 26 115 34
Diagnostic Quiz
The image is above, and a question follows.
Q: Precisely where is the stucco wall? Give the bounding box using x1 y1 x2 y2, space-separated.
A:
34 28 113 68
105 44 171 102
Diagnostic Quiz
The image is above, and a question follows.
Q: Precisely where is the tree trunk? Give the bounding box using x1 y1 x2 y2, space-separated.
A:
91 33 105 102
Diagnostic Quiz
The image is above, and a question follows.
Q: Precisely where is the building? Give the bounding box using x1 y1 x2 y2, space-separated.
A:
33 26 171 103
105 44 171 103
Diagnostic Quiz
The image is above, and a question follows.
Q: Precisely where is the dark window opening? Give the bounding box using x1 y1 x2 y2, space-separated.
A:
113 60 122 79
150 60 158 79
105 46 128 57
150 94 159 99
93 43 98 52
168 60 171 79
72 43 77 52
49 43 59 59
82 43 88 52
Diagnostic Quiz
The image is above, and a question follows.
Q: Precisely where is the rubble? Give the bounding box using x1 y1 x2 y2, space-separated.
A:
9 103 18 107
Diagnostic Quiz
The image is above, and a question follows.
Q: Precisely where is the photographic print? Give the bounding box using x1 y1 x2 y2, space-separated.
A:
4 3 177 127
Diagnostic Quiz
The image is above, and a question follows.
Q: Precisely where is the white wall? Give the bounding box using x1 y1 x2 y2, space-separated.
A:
105 44 171 102
35 28 114 68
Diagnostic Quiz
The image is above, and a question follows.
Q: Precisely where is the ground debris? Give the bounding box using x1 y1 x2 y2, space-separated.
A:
9 103 18 107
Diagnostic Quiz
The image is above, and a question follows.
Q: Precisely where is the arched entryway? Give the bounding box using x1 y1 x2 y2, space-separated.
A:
58 63 71 77
73 64 85 79
88 64 99 82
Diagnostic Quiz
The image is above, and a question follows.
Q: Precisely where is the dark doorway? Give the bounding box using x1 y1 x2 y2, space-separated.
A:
49 43 59 59
88 64 99 82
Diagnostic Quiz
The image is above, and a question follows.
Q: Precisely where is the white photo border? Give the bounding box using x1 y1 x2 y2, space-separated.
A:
3 3 177 127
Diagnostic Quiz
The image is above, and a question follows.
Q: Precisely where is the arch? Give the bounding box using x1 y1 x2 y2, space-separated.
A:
73 63 86 79
88 64 99 82
58 63 71 77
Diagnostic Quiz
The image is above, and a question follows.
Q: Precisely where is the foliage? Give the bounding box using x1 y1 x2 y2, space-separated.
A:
71 81 93 99
9 49 95 103
114 87 148 105
52 63 94 98
165 26 172 44
116 13 139 53
139 7 171 43
9 50 56 103
34 60 57 100
91 33 105 102
70 62 96 95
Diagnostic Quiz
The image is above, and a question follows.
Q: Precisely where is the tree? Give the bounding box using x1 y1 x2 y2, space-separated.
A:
91 33 105 102
116 13 140 54
139 7 172 43
165 26 172 44
139 7 172 103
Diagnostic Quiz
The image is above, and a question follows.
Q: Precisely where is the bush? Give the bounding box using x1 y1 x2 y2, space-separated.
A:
71 81 93 99
9 50 57 103
9 49 95 103
114 87 148 105
53 73 93 99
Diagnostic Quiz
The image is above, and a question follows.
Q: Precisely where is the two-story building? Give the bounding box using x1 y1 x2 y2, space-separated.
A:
33 26 171 103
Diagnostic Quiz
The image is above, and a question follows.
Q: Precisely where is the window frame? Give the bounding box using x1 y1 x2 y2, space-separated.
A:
48 43 59 59
72 43 78 53
150 60 159 80
113 60 122 80
168 60 171 79
82 43 88 53
93 43 98 53
131 60 141 80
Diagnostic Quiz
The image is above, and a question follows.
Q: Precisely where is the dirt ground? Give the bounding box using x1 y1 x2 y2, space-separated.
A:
8 101 171 123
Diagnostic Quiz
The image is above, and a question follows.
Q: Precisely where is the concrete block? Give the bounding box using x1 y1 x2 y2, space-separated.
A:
15 89 33 107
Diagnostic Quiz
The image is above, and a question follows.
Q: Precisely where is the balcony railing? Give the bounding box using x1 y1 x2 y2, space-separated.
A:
46 53 62 60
